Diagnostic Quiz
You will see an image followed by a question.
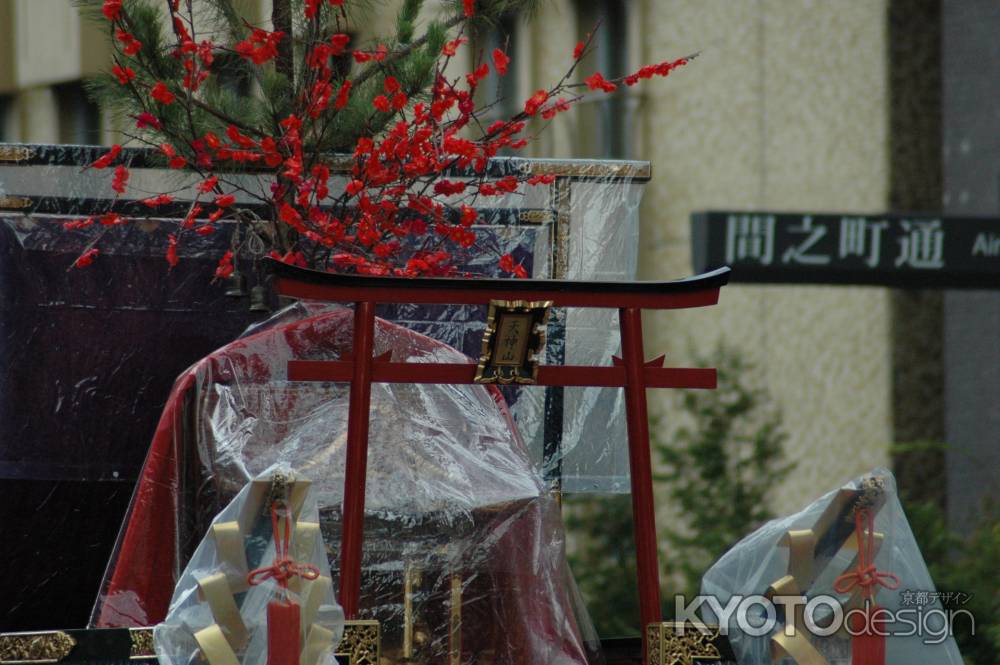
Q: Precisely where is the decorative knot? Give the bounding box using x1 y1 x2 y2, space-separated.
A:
832 507 900 600
834 563 899 595
246 498 320 590
248 557 320 587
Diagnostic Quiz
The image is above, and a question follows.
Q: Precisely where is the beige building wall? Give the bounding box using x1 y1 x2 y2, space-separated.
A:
0 0 113 143
631 0 893 512
486 0 894 513
0 0 894 512
15 1 84 88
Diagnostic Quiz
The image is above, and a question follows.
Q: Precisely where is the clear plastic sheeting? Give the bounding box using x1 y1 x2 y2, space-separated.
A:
94 303 600 665
1 146 648 632
700 469 964 665
506 171 647 493
156 464 344 665
364 161 649 493
0 145 652 492
2 146 649 493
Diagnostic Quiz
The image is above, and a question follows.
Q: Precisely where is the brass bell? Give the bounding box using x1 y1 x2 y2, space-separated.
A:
249 285 270 312
223 271 247 297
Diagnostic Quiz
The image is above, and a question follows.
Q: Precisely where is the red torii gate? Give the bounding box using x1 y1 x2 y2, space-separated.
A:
270 260 730 645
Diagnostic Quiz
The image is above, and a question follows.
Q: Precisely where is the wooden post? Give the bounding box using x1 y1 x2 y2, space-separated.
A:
338 301 376 618
619 306 662 654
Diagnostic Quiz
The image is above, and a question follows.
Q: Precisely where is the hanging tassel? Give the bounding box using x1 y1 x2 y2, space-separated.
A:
248 501 320 665
266 598 301 665
847 602 886 665
834 508 899 665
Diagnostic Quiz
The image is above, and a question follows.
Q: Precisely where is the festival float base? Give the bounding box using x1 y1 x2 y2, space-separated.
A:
0 623 738 665
7 144 958 665
0 621 741 665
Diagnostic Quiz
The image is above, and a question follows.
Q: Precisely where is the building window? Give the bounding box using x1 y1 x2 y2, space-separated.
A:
574 0 630 158
0 95 13 143
55 81 102 145
475 13 520 148
213 52 256 100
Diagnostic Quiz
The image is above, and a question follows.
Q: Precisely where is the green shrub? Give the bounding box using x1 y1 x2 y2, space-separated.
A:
565 344 793 636
902 488 1000 664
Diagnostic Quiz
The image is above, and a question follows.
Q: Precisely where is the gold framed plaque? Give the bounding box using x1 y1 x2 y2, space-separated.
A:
474 299 552 384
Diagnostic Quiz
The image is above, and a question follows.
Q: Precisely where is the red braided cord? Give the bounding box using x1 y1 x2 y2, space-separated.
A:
833 508 900 599
247 501 320 590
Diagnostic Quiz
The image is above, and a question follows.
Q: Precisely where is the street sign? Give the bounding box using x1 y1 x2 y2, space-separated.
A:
691 211 1000 288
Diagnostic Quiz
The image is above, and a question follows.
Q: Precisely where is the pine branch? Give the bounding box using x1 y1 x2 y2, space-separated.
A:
351 14 465 91
396 0 423 43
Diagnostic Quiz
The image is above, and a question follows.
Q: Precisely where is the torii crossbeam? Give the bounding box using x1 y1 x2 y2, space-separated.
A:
269 259 730 648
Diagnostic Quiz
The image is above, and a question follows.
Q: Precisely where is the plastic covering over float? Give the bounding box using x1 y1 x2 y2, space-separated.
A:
1 148 648 495
93 302 601 665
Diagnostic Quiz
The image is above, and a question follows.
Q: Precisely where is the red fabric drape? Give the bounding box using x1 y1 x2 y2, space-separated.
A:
96 373 193 626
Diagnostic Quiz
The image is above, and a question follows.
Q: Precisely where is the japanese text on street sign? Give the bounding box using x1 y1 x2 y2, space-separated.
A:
691 211 1000 288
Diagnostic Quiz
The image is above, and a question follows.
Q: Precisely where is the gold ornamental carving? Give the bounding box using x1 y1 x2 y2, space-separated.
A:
0 196 32 210
129 628 155 659
528 159 651 180
0 146 33 162
336 620 380 665
646 622 723 665
518 210 552 225
0 632 76 664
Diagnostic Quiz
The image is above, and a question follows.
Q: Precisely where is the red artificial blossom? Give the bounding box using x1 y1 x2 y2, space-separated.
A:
150 82 176 105
133 112 161 130
73 248 100 269
499 253 528 278
111 165 130 194
115 29 142 56
82 2 692 276
112 64 136 85
102 0 122 21
215 251 235 279
492 49 510 76
585 72 616 93
235 29 284 65
88 144 122 170
166 234 180 268
523 89 549 116
64 217 95 230
305 0 344 19
101 212 125 226
142 194 174 208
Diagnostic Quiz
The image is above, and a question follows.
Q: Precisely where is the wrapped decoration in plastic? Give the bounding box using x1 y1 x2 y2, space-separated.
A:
700 469 964 665
156 465 344 665
94 302 598 665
